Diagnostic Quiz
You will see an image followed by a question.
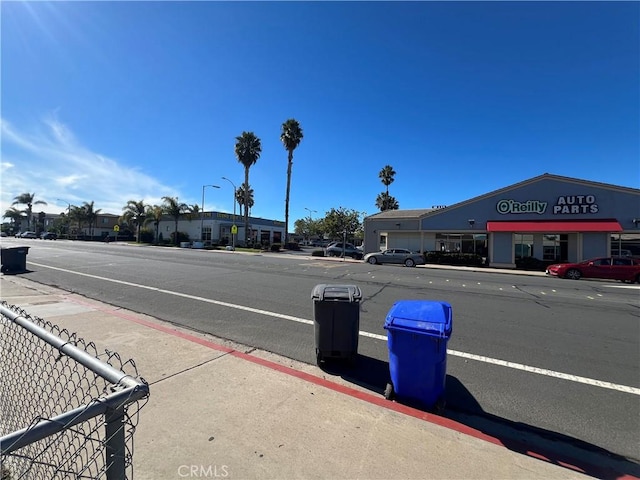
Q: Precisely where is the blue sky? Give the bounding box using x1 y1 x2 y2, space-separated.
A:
2 1 638 226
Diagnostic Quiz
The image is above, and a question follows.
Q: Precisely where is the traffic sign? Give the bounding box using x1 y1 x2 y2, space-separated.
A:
113 225 120 232
231 225 238 234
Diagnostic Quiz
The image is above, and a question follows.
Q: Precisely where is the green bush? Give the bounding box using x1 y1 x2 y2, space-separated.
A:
311 249 325 257
139 228 154 244
424 251 484 267
270 243 281 252
515 257 555 271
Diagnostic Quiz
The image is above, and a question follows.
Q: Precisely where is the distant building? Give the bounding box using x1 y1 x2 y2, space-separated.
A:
155 211 285 246
363 173 640 268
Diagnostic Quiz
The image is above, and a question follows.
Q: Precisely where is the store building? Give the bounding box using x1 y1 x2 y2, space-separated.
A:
363 174 640 268
156 211 285 246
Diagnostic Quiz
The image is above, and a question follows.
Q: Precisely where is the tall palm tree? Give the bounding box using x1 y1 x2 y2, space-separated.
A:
280 119 304 244
234 131 262 245
12 193 47 232
379 165 396 195
162 196 189 246
82 201 101 239
144 205 164 244
3 207 25 234
235 183 254 218
121 200 147 243
375 192 399 212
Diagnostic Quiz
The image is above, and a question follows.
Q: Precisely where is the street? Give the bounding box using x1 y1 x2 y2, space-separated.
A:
3 238 639 467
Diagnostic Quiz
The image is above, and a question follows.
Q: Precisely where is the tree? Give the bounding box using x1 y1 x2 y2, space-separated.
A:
375 192 399 212
82 201 101 238
144 205 164 244
280 119 304 244
378 165 396 195
162 196 189 246
323 207 363 240
68 205 88 237
12 193 47 231
3 207 25 233
236 183 254 218
121 200 147 243
234 132 262 245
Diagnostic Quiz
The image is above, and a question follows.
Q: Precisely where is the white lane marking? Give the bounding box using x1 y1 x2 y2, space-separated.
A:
603 284 640 290
27 261 640 396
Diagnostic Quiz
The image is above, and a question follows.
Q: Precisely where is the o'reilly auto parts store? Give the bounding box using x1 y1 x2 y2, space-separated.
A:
363 174 640 269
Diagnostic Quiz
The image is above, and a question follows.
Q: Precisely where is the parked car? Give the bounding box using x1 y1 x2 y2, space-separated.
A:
41 232 57 240
364 248 425 267
17 231 38 239
325 242 363 259
545 257 640 283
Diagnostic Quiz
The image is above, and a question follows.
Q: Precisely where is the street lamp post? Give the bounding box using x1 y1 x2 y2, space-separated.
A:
304 207 316 245
221 177 237 250
201 185 220 243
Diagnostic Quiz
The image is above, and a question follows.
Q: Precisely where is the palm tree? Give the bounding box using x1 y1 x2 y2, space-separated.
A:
82 201 101 239
379 165 396 195
12 193 47 232
68 205 88 237
144 205 164 244
121 200 147 243
375 192 399 212
236 183 254 218
280 119 304 244
162 196 189 245
234 132 262 245
3 207 25 234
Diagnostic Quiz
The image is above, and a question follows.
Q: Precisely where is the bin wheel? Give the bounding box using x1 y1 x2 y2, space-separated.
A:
315 349 323 365
434 397 446 415
384 383 395 400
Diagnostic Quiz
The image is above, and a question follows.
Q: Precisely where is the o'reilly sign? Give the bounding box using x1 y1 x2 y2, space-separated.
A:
496 195 599 215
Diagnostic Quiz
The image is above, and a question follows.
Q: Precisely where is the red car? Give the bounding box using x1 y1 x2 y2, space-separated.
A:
546 257 640 283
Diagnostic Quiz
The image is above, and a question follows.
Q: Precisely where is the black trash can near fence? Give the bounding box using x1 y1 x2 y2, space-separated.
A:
1 246 30 273
311 284 361 365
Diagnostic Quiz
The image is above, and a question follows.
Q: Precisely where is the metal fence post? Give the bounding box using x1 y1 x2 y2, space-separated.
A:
106 406 126 480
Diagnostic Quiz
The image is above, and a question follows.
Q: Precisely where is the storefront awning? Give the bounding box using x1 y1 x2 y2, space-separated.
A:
486 220 623 232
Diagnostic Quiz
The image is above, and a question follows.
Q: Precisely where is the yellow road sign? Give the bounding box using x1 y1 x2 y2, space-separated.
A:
113 225 120 232
231 225 238 234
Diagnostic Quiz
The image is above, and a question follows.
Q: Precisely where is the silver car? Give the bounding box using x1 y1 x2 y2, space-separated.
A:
364 248 425 267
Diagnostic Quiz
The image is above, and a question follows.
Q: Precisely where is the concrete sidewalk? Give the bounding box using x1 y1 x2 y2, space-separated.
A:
0 275 611 480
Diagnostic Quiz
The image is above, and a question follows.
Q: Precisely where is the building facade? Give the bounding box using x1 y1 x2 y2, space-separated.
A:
363 174 640 268
156 211 285 246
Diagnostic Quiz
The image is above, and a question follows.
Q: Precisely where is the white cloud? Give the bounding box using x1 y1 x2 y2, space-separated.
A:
1 115 180 215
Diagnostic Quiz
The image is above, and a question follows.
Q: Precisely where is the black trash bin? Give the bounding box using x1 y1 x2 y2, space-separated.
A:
311 284 361 364
1 246 30 273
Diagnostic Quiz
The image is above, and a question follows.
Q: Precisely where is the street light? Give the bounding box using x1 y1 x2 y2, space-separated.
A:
221 177 237 250
304 207 317 245
201 185 220 243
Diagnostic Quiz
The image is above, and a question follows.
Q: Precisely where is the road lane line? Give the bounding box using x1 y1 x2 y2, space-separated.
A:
27 261 640 396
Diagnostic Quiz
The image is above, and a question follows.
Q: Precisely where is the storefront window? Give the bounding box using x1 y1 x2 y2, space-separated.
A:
514 234 533 259
610 233 640 258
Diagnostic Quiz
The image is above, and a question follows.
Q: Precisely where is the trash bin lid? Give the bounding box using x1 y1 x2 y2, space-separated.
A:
311 284 362 302
384 300 452 338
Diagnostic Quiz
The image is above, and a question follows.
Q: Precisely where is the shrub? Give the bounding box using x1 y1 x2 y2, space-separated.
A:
284 242 301 251
516 257 555 271
270 243 281 252
424 251 484 267
139 228 154 244
311 249 325 257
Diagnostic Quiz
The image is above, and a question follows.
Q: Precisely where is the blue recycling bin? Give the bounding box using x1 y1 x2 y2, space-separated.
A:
383 300 452 410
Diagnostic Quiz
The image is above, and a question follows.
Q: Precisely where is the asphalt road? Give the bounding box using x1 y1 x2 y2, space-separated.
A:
3 238 639 468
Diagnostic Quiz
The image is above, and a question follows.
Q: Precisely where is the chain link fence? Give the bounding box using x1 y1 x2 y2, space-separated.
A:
0 301 149 480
